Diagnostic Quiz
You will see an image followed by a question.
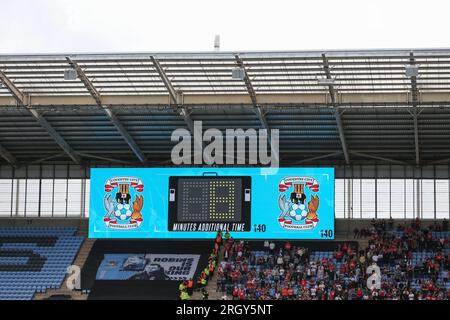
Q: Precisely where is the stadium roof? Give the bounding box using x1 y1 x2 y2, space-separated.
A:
1 48 450 167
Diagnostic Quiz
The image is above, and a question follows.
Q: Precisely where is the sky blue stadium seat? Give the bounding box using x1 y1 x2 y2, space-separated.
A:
0 227 83 300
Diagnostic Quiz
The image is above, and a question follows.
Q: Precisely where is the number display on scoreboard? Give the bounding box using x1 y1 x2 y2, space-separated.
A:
89 167 335 239
168 176 251 231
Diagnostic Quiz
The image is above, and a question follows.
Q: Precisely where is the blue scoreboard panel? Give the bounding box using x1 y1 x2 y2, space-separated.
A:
89 167 334 239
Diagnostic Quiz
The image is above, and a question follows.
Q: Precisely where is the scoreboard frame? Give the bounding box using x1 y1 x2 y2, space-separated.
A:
167 176 252 231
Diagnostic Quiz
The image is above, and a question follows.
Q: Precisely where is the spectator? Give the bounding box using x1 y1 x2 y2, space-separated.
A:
215 220 448 300
269 241 276 254
202 288 209 300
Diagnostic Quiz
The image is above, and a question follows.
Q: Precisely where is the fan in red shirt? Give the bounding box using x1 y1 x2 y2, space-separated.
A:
239 288 246 300
232 286 239 300
356 288 363 299
300 278 307 288
329 289 335 300
284 241 292 251
347 246 354 258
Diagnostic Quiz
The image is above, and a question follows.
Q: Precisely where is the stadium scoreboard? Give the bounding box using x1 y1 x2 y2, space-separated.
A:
89 167 335 239
168 176 251 231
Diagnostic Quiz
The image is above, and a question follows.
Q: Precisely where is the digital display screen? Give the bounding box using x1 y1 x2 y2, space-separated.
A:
89 167 335 239
177 178 242 222
168 176 251 231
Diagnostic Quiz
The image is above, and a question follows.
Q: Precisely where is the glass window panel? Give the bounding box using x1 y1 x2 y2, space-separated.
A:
377 179 390 218
25 179 40 217
361 179 375 218
405 179 416 219
53 179 68 217
12 179 26 217
67 179 82 217
352 179 362 219
0 176 446 220
435 180 449 219
40 179 54 217
335 179 345 218
84 179 90 218
391 179 405 218
0 179 13 217
421 180 435 219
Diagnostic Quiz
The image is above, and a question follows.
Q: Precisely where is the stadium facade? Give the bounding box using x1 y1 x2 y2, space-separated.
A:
1 49 450 219
0 49 449 300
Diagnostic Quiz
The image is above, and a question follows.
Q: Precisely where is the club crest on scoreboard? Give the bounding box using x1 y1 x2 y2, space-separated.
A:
278 176 320 231
103 177 144 230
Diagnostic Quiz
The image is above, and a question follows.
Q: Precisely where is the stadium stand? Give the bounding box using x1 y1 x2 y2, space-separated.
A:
0 219 448 300
214 219 449 300
1 49 450 302
0 227 83 300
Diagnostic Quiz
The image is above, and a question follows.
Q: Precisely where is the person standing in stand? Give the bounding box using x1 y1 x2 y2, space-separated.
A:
202 288 209 300
215 229 223 246
186 278 194 296
180 289 190 300
178 281 186 299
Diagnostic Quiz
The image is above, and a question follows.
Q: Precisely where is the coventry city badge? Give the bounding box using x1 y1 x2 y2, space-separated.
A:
103 177 144 230
278 176 320 231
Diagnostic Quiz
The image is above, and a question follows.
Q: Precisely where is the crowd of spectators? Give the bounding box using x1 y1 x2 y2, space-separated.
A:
216 219 449 300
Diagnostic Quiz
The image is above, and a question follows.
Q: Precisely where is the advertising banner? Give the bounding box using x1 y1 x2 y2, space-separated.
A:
96 253 200 281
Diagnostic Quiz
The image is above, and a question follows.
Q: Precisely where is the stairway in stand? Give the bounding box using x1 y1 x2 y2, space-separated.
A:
191 246 227 300
356 237 370 252
34 230 95 300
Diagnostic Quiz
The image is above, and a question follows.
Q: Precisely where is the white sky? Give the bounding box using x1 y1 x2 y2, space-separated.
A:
0 0 449 54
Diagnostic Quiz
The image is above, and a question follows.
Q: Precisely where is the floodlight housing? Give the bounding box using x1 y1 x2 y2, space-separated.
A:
317 78 335 86
232 67 245 80
64 69 78 81
405 65 419 77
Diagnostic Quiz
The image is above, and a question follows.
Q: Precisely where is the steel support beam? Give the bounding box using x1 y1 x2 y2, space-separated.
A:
151 56 212 164
235 55 279 163
150 56 178 104
66 57 147 163
0 70 24 103
179 108 196 135
409 52 421 166
235 55 266 122
0 71 19 165
1 92 450 107
413 113 420 166
28 108 83 164
350 152 409 165
0 143 16 166
234 55 267 125
322 53 350 165
0 69 80 164
178 107 213 163
234 55 258 106
30 152 66 164
76 152 137 165
292 152 343 165
428 157 450 165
